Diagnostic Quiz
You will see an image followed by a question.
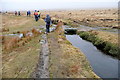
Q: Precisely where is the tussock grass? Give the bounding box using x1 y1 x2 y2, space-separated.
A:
3 37 20 52
31 28 41 37
2 15 44 78
2 35 41 78
3 28 41 53
1 28 9 32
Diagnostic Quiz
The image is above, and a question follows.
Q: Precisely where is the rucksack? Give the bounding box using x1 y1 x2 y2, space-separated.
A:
46 17 51 24
34 12 38 15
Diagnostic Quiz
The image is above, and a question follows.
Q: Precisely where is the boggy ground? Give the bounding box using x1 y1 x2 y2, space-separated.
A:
47 30 99 78
41 8 118 28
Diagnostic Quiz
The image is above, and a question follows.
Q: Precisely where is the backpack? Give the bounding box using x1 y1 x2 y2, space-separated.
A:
34 12 38 15
46 17 51 24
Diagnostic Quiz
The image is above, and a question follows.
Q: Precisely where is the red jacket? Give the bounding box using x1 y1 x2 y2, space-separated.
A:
34 12 38 15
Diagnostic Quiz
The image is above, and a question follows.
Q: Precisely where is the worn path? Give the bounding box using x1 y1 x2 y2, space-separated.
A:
31 34 49 78
31 26 56 78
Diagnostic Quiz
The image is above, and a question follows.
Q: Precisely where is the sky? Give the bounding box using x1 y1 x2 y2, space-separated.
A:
0 0 119 11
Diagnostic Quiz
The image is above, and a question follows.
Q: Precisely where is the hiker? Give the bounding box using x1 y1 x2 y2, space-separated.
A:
15 11 17 16
27 11 29 16
18 11 21 16
38 11 41 19
27 11 31 17
34 10 38 21
44 15 52 33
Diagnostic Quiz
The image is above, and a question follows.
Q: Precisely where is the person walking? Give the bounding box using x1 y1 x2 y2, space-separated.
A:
15 11 17 16
18 11 21 16
34 10 38 21
27 11 29 16
37 11 41 19
27 11 31 17
44 15 52 33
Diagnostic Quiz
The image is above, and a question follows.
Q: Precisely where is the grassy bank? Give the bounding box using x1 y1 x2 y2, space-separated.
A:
78 31 119 59
47 28 99 78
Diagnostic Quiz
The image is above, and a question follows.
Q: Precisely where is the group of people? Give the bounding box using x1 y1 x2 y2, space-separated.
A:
34 10 41 21
15 11 21 16
34 10 52 33
33 10 51 33
14 10 52 33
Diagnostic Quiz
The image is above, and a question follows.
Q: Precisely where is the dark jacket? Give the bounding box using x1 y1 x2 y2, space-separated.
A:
45 15 52 25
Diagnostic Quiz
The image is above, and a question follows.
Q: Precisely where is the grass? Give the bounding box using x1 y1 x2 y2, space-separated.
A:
2 14 45 78
78 31 120 59
47 23 99 78
2 14 44 52
89 30 118 45
41 8 118 29
2 15 45 35
2 35 41 78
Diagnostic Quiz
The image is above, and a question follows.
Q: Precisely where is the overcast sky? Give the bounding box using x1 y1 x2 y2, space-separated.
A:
0 0 119 11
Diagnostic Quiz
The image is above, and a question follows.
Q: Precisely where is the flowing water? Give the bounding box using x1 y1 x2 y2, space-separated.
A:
66 35 118 78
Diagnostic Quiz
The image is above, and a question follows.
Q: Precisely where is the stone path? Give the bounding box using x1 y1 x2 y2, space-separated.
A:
31 34 49 78
31 25 57 78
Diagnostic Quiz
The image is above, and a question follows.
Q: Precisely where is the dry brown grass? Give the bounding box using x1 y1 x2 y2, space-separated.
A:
2 14 44 78
2 27 42 53
2 15 30 28
55 21 64 35
0 36 5 43
2 35 41 78
4 37 20 51
89 30 118 45
69 65 79 74
21 30 29 37
31 28 40 36
1 28 9 32
41 8 118 28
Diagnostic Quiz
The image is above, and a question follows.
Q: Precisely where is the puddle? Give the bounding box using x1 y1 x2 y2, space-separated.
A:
1 29 42 38
1 33 24 38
